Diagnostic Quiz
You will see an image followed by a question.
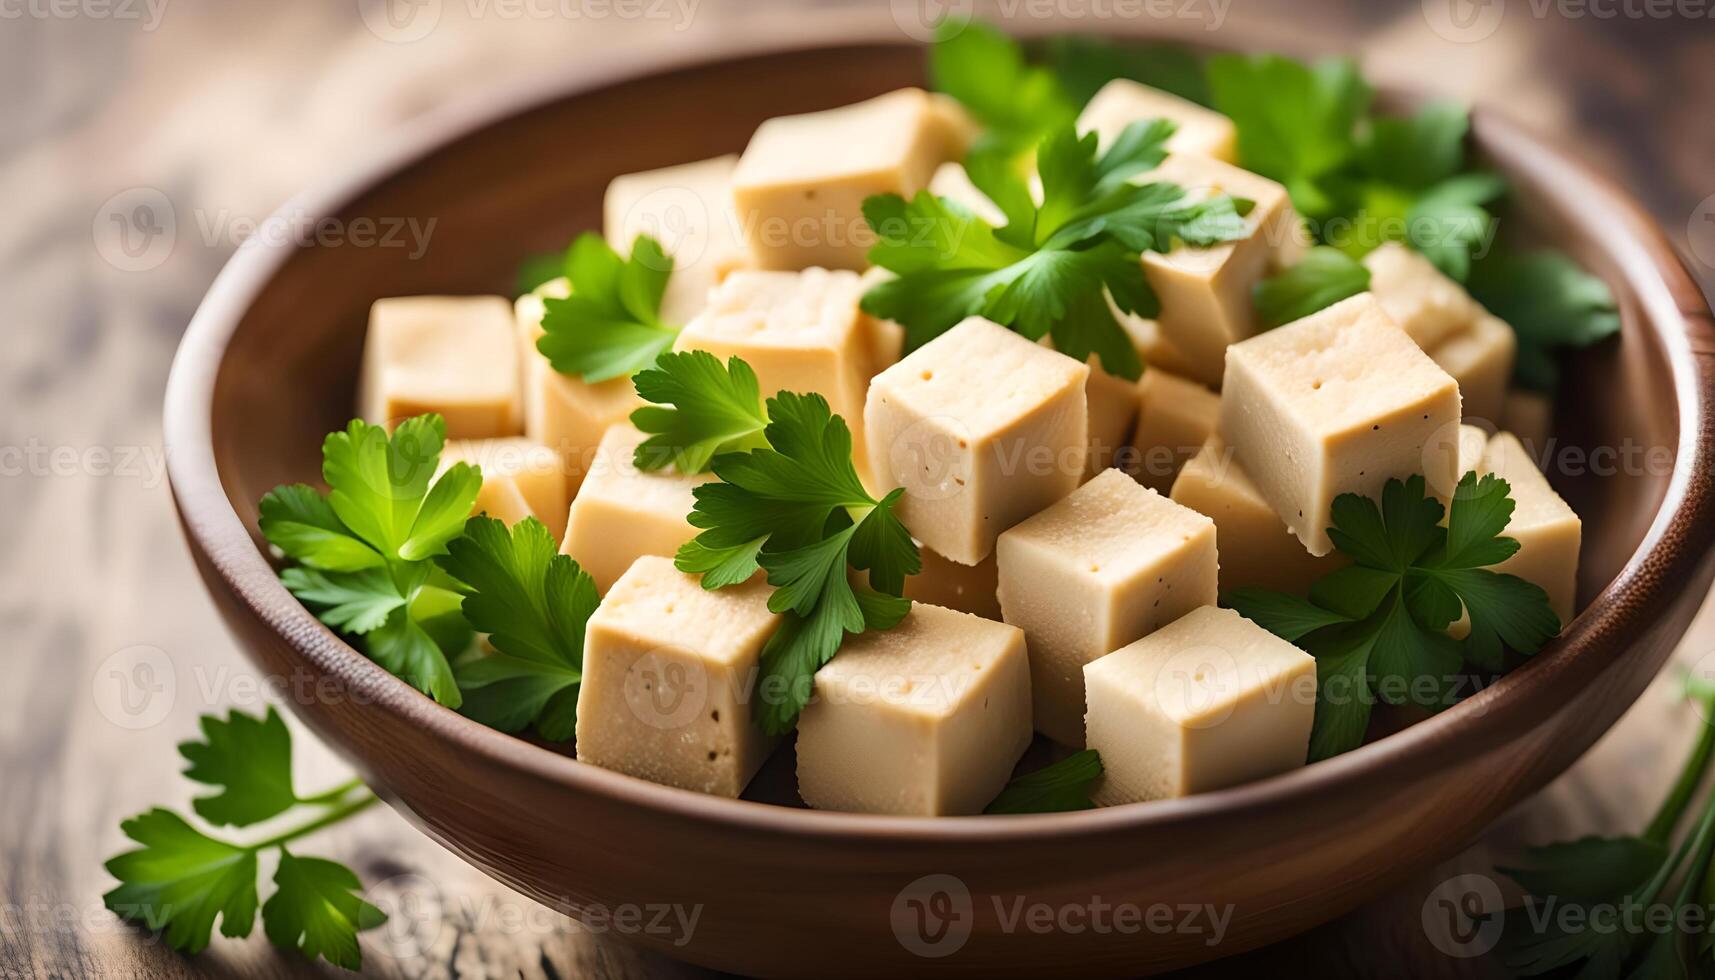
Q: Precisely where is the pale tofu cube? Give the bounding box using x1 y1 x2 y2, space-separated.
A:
1431 312 1517 426
1220 293 1462 556
673 270 873 462
1126 314 1202 379
1362 242 1481 350
1169 435 1344 596
796 603 1032 815
866 317 1089 566
1126 368 1220 493
1141 155 1309 386
560 423 715 593
903 548 1001 621
1480 432 1582 624
575 556 780 797
996 469 1218 746
928 161 1006 225
360 296 520 438
604 154 751 325
1084 606 1316 803
1456 422 1489 476
438 438 570 541
857 267 906 372
1084 362 1141 479
1503 389 1554 456
732 89 968 271
515 280 642 488
1076 79 1238 162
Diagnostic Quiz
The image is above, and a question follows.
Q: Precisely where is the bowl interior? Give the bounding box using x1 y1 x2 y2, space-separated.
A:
205 40 1677 805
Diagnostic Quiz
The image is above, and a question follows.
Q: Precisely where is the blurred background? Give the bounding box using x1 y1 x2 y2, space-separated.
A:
2 0 1712 976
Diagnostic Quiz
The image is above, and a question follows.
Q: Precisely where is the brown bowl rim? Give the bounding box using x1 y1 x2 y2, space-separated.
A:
163 23 1715 844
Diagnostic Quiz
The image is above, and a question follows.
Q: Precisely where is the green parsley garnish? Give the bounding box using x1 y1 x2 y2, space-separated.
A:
1227 472 1560 761
437 515 597 741
259 414 479 708
537 232 680 383
985 749 1104 814
1044 35 1210 107
930 20 1078 158
860 121 1249 380
105 710 384 969
675 385 920 734
1253 246 1371 328
629 349 771 473
1468 247 1622 391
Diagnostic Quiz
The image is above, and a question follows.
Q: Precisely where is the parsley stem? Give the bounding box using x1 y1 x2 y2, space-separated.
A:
1645 715 1715 844
245 792 379 853
299 776 367 808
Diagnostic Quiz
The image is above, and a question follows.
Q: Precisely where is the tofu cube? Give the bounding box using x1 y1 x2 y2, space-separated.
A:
732 89 968 271
1430 312 1517 427
903 548 1001 621
673 268 874 460
1480 432 1582 624
1126 368 1221 493
796 603 1033 815
1084 606 1316 803
1084 361 1142 479
866 317 1089 566
515 280 642 488
560 423 715 593
1076 79 1238 162
1127 314 1202 379
996 469 1218 746
604 154 752 325
1169 435 1345 596
360 296 521 438
438 438 570 541
575 557 781 797
858 267 906 372
1362 242 1481 350
1220 293 1463 556
1142 154 1309 387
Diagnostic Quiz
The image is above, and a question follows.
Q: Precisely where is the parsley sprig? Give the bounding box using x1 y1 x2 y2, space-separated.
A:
537 232 680 383
105 709 385 969
1469 247 1622 391
437 516 598 740
986 749 1104 814
1253 245 1371 329
260 414 479 708
861 121 1249 379
930 20 1078 158
629 350 771 473
673 379 920 734
1228 473 1561 761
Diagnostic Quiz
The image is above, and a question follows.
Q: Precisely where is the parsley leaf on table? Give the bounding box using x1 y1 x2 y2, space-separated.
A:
259 414 478 708
930 20 1078 158
179 707 299 828
263 851 388 971
104 809 259 954
536 232 680 383
629 350 771 473
861 122 1249 380
1468 248 1622 391
1253 246 1371 328
1228 473 1560 760
437 516 597 741
676 389 920 734
985 750 1104 814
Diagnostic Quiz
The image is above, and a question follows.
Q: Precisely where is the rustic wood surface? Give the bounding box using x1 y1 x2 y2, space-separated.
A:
3 1 1713 976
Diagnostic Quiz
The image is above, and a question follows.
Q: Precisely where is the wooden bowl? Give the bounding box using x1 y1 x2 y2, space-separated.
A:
163 25 1715 978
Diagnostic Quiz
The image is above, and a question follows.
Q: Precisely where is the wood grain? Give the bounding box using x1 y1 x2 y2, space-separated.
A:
4 1 1713 977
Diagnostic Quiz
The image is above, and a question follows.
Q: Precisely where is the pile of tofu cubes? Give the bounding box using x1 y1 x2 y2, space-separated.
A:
355 80 1581 816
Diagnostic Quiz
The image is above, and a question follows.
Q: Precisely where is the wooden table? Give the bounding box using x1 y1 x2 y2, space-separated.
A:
3 1 1712 976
